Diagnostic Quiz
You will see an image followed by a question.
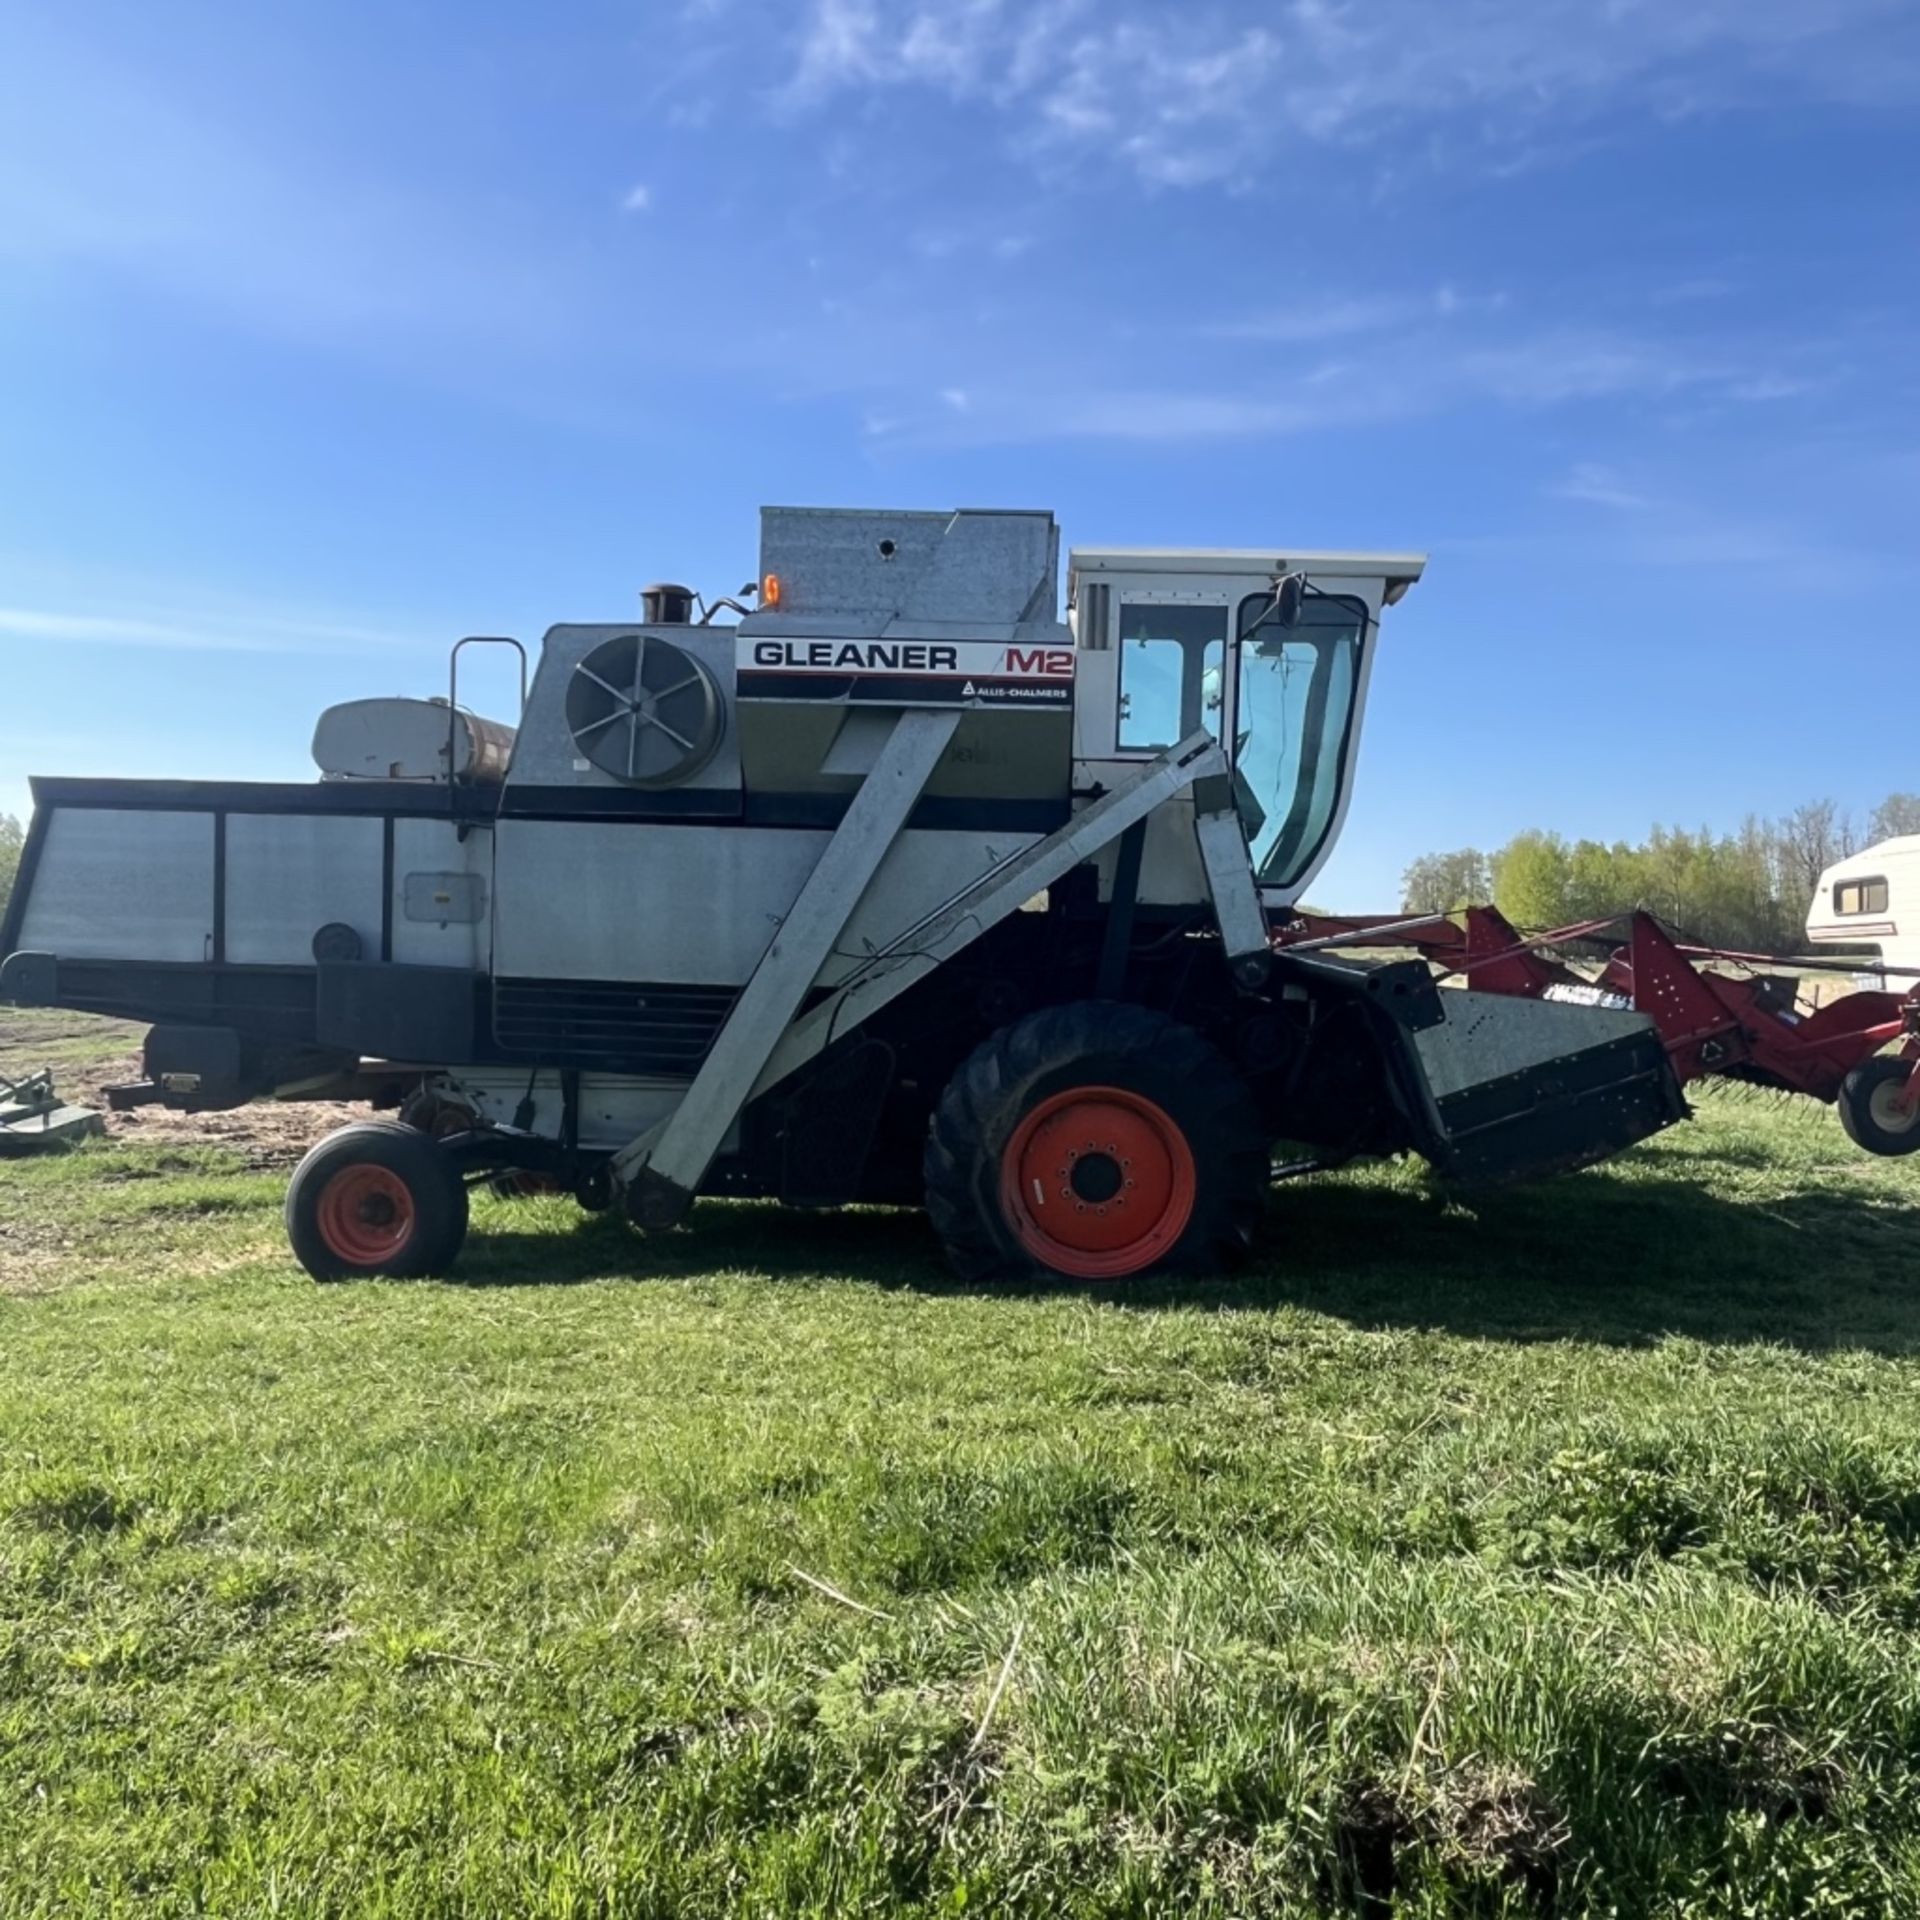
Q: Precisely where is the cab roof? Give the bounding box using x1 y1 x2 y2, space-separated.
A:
1069 546 1427 591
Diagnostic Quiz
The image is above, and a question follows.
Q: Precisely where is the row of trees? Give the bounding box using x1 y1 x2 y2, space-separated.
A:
1403 794 1920 953
0 813 20 917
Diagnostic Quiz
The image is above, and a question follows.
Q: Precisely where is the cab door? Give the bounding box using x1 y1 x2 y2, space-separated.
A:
1228 588 1372 898
1111 596 1234 755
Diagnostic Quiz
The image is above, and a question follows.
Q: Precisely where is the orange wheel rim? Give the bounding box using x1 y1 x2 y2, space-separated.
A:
1000 1085 1196 1279
315 1164 416 1265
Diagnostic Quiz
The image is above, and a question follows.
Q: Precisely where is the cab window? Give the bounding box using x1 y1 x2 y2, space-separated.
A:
1116 603 1226 751
1233 591 1367 889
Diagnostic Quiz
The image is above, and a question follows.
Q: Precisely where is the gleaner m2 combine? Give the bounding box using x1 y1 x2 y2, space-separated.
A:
1 507 1697 1282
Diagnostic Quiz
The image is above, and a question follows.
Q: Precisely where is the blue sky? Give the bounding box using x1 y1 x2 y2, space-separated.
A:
2 0 1917 907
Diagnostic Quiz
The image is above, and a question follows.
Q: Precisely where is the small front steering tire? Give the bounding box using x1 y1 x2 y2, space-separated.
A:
286 1121 470 1280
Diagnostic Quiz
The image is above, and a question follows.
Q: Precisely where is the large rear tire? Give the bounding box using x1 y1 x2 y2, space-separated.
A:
1837 1055 1920 1158
286 1121 470 1281
925 1002 1268 1282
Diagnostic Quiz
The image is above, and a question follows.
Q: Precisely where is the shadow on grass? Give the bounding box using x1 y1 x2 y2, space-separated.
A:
446 1146 1920 1355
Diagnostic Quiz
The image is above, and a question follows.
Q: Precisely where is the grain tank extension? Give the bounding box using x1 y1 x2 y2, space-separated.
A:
0 506 1686 1281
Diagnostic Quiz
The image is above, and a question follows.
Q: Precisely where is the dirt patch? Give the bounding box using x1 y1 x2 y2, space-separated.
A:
75 1051 364 1168
2 1014 366 1169
102 1066 363 1168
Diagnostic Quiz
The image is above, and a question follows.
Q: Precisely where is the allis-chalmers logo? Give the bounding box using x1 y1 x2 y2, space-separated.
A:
748 640 1073 677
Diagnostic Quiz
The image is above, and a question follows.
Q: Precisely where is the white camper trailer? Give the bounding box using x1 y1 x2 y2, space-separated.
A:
1807 836 1920 978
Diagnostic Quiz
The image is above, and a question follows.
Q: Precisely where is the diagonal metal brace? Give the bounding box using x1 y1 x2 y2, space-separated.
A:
615 729 1260 1221
736 730 1233 1112
615 706 960 1221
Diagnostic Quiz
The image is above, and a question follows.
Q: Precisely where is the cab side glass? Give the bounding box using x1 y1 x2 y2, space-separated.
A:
1234 592 1366 889
1116 604 1226 752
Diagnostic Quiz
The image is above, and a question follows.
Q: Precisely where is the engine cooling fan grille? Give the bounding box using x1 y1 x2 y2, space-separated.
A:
565 633 723 787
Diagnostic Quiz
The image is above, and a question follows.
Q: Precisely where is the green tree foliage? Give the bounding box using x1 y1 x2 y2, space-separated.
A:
1400 847 1492 914
1405 791 1912 954
1487 830 1573 927
0 812 21 917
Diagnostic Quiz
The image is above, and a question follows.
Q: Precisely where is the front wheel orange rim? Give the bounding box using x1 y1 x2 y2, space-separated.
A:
315 1164 416 1266
1000 1085 1197 1279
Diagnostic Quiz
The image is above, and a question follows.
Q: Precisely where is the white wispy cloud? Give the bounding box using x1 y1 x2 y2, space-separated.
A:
1528 499 1914 589
910 223 1037 262
0 603 427 655
776 0 1920 187
860 311 1833 449
622 182 653 212
1204 295 1414 347
1553 463 1654 512
1206 288 1507 346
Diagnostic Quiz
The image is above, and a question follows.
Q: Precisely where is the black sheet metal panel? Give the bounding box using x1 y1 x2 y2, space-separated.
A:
2 956 319 1035
1275 948 1449 1031
315 962 484 1065
492 978 738 1074
25 776 499 820
0 950 56 1005
1270 945 1685 1182
1427 1027 1687 1184
144 1024 246 1099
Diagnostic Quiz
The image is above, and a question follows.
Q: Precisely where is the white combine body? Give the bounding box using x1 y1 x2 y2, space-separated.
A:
2 504 1689 1283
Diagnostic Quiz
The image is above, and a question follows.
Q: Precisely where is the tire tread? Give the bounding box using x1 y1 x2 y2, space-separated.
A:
1837 1055 1920 1158
925 1001 1267 1282
286 1121 471 1281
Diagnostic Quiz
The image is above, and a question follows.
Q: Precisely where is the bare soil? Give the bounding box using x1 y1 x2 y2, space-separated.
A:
0 1011 363 1169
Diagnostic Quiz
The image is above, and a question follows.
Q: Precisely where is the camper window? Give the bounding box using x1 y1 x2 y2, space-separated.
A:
1835 877 1889 917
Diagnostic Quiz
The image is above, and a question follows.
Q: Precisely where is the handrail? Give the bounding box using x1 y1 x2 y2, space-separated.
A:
446 635 528 803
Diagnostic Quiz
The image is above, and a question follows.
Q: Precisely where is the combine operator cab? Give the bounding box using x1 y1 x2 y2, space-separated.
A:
1 505 1687 1285
1068 546 1420 914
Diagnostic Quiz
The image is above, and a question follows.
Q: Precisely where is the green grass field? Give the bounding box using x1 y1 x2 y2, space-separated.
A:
5 1015 1920 1916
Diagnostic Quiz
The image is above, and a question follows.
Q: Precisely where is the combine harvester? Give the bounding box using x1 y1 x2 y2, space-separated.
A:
1 507 1912 1281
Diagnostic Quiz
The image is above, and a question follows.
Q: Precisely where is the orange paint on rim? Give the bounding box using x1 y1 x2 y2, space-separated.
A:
315 1163 416 1266
1000 1085 1196 1279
